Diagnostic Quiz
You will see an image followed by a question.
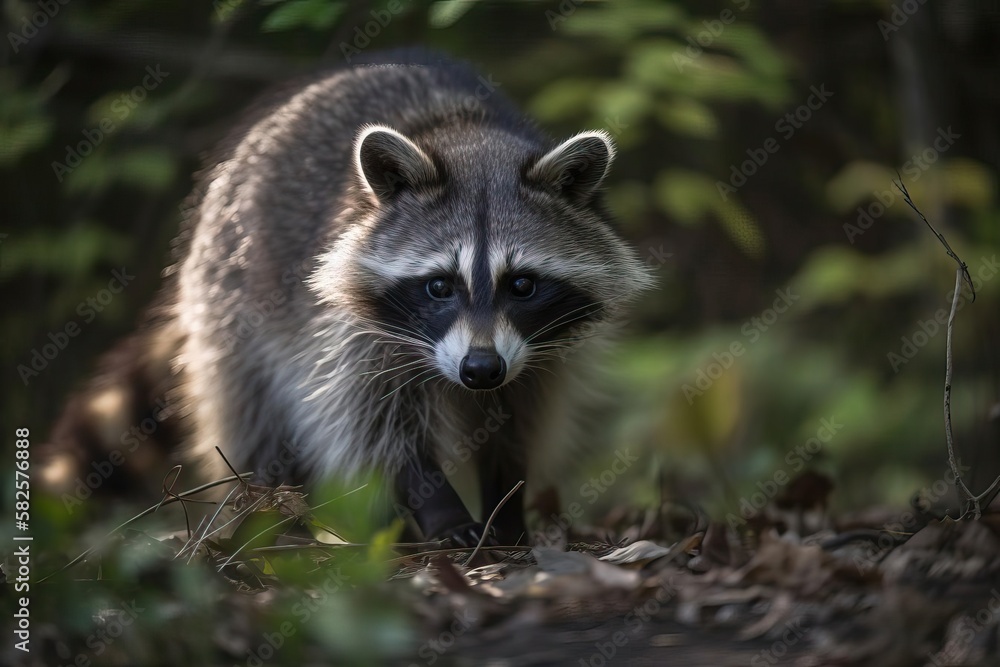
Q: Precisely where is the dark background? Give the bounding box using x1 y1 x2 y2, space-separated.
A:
3 0 999 518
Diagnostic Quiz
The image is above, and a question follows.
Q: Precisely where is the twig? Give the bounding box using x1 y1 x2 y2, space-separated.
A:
178 482 254 563
217 513 299 572
943 269 976 508
39 473 253 582
894 177 975 300
216 483 367 570
898 183 998 518
465 480 525 566
156 465 214 540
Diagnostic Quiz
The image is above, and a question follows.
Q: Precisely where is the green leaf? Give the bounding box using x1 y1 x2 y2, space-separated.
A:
655 98 718 139
116 148 177 190
654 168 717 224
942 158 995 209
87 90 170 130
710 196 765 260
0 116 53 165
212 0 246 22
528 78 601 122
654 168 764 258
592 82 650 126
0 225 130 278
606 181 650 228
429 0 478 28
561 1 686 42
64 147 176 194
262 0 344 32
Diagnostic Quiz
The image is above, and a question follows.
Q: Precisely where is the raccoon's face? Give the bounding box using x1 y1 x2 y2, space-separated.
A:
382 257 600 391
312 125 652 391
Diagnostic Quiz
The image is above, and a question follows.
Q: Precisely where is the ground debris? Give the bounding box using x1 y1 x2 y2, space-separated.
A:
18 478 1000 666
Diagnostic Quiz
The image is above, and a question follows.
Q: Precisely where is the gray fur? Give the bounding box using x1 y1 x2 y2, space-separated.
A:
163 54 653 516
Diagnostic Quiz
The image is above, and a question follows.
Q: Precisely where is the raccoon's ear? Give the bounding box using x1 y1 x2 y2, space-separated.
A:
527 130 615 204
354 125 439 201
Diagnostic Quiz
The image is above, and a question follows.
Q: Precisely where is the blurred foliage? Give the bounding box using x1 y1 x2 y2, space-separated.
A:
2 0 1000 662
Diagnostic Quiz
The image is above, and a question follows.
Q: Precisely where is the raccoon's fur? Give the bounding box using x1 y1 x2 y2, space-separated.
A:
44 51 652 544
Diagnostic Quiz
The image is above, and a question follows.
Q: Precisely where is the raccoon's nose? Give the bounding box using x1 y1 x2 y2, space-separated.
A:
459 350 506 390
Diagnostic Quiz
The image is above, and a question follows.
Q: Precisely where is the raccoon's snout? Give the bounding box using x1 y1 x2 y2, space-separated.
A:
459 349 506 390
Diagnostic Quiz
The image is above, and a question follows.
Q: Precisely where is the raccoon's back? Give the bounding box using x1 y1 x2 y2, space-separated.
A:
184 53 531 296
172 53 545 481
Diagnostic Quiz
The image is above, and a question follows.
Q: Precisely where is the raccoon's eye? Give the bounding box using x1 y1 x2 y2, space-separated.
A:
509 276 536 299
426 277 455 300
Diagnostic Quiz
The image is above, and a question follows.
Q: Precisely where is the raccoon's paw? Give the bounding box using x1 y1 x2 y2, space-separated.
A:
436 522 498 548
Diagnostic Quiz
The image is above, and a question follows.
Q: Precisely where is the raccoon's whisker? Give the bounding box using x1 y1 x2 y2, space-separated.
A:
375 361 435 387
526 351 568 361
524 303 605 344
380 293 437 344
529 333 601 351
378 366 439 401
392 363 436 384
356 351 410 369
374 323 434 347
415 372 443 388
360 357 430 379
368 338 424 349
356 352 406 365
530 334 596 348
349 326 433 351
518 361 559 378
533 311 602 340
374 333 432 350
346 313 435 348
351 324 434 350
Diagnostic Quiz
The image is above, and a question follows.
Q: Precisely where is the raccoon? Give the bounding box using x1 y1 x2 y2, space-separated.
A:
44 51 652 545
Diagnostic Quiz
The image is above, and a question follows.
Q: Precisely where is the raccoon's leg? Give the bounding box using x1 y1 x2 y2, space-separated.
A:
395 449 490 546
478 442 528 546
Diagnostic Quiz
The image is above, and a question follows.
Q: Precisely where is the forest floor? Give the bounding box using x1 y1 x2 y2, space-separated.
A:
9 470 1000 667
